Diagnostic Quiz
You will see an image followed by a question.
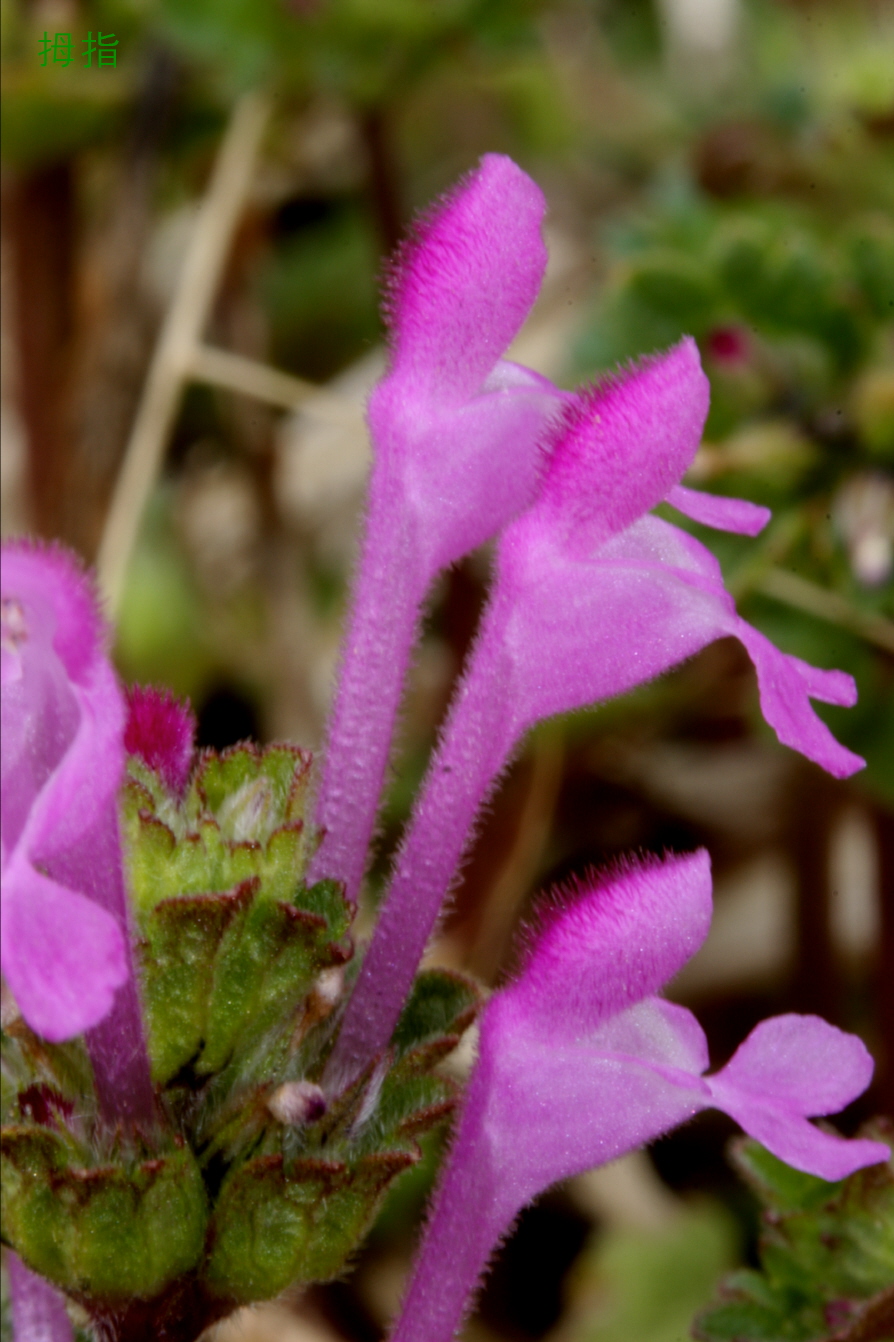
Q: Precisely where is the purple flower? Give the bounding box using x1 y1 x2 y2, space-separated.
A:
491 342 860 775
327 339 863 1086
1 543 128 1042
7 1253 73 1342
309 153 569 904
390 852 888 1342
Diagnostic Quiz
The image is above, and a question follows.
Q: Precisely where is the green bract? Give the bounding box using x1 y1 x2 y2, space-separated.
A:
1 1127 207 1301
1 744 480 1337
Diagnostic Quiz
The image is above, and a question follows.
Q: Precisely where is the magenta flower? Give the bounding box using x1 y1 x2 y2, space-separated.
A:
1 543 130 1042
124 683 196 795
390 852 888 1342
328 339 863 1086
309 153 570 904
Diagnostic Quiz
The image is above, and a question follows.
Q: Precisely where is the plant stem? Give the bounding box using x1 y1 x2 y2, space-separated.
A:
96 93 269 617
361 105 402 258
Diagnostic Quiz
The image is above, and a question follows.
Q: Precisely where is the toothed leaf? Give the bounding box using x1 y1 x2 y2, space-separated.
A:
0 1128 207 1302
694 1125 894 1342
390 970 480 1061
204 1150 416 1302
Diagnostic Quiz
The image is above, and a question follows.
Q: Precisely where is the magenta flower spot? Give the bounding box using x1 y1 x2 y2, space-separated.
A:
309 153 570 904
390 853 887 1342
124 683 196 794
328 339 863 1088
1 542 128 1042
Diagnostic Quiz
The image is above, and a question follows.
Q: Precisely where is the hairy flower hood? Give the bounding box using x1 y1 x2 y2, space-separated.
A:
367 151 570 574
1 543 128 1040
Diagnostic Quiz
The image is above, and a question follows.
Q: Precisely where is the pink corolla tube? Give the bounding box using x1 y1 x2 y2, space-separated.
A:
390 852 888 1342
327 338 864 1089
7 1252 73 1342
1 542 153 1122
308 153 570 905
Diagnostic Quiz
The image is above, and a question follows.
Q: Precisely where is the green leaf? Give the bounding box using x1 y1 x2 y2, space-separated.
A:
123 742 317 919
390 969 480 1062
731 1140 846 1213
695 1126 894 1342
138 882 256 1084
0 1129 207 1301
298 877 352 939
139 876 350 1083
1 1024 94 1125
203 1150 415 1302
199 896 335 1075
627 259 719 333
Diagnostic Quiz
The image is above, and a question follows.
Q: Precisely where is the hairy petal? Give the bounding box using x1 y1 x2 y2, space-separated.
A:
666 483 771 535
2 545 130 1039
733 620 863 776
484 998 709 1206
385 153 548 405
324 644 513 1086
535 339 710 549
390 1067 507 1342
509 850 713 1033
329 348 857 1082
390 880 884 1342
0 861 127 1042
1 542 154 1121
8 1253 73 1342
706 1015 890 1179
369 378 564 578
500 516 864 778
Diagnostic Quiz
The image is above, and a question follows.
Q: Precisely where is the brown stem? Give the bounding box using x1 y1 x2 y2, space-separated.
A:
64 48 181 560
870 800 894 1117
789 762 843 1024
835 1284 894 1342
361 106 403 258
86 1274 232 1342
2 160 76 539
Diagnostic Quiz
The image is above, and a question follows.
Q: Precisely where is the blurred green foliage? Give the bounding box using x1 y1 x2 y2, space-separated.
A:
152 0 547 104
574 0 894 800
563 1200 740 1342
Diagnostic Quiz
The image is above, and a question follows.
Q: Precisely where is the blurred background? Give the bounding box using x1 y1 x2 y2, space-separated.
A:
2 0 893 1336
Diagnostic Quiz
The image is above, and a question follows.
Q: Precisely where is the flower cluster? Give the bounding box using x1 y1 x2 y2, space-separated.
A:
0 154 886 1342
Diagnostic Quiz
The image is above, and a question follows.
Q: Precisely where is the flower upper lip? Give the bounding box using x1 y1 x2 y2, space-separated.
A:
1 542 129 1041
